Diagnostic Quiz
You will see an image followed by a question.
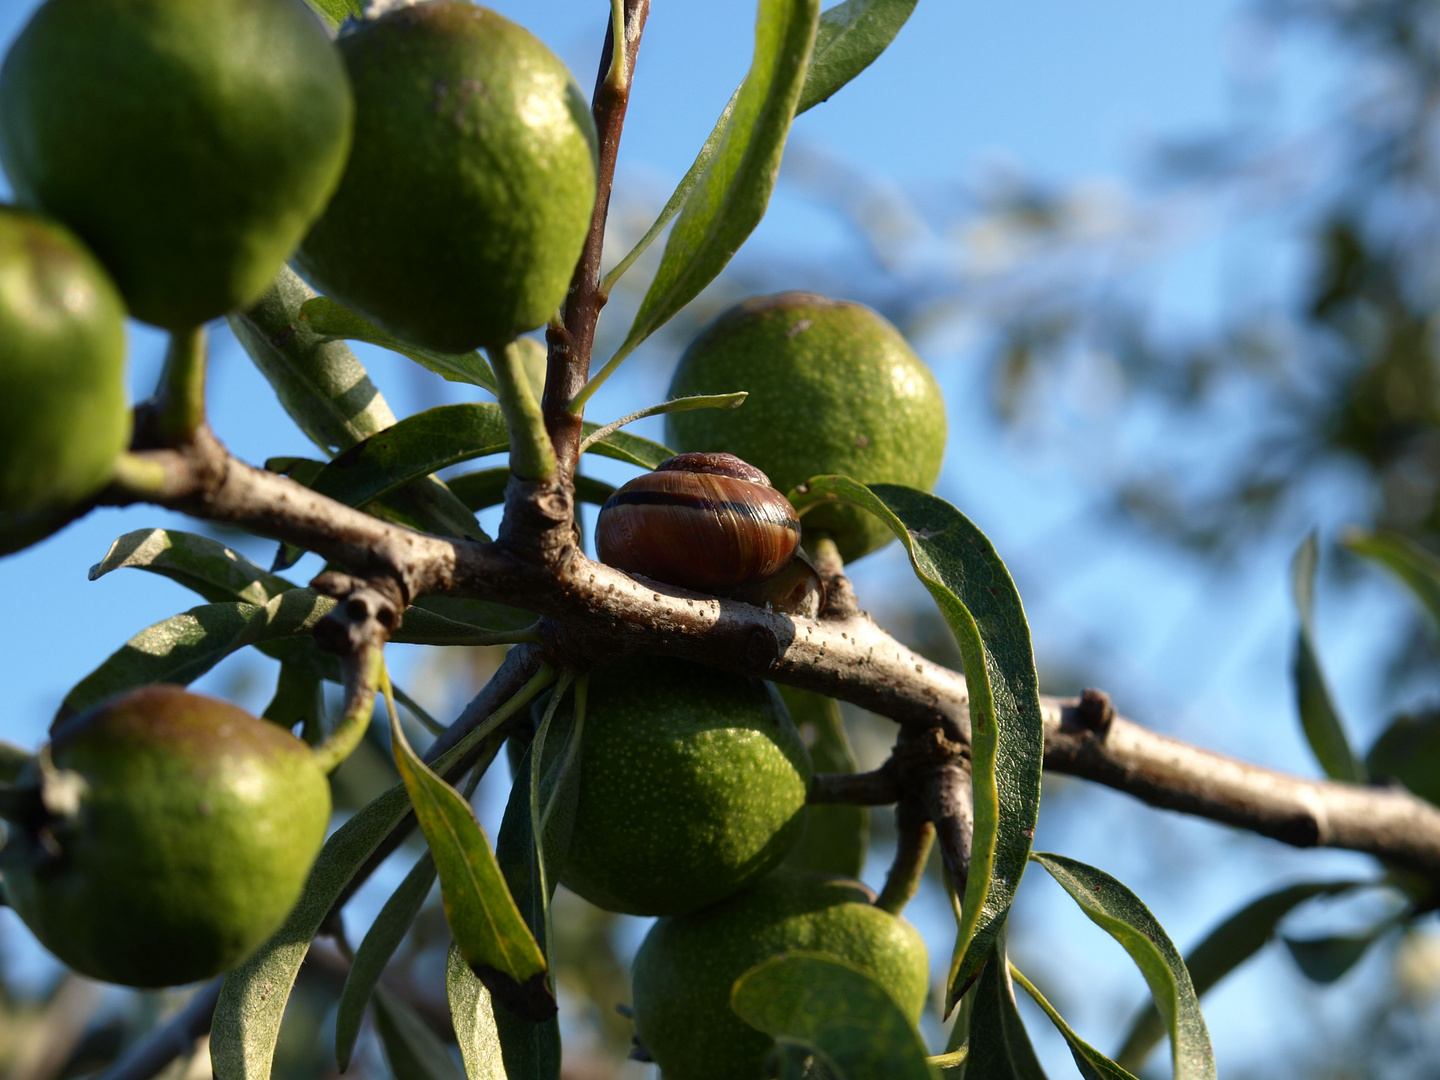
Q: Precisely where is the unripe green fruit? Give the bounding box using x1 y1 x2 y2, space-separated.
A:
1 685 331 987
0 0 354 329
296 2 598 352
0 206 128 513
666 292 947 562
632 870 930 1080
546 655 811 916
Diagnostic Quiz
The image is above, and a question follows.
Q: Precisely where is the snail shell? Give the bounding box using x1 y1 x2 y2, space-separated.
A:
595 452 801 592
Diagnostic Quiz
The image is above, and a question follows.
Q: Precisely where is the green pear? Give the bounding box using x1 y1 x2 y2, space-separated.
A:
667 292 948 562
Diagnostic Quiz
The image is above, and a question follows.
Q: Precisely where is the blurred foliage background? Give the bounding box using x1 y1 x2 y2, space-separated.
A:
6 0 1440 1077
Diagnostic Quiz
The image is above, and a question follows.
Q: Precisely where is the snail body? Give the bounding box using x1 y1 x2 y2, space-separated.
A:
595 452 801 592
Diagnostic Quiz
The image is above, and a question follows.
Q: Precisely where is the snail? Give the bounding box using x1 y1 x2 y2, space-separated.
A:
595 452 803 594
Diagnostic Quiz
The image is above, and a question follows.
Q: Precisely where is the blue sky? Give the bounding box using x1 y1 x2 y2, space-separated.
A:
2 0 1427 1075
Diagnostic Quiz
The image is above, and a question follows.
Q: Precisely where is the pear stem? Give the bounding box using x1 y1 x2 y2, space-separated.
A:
489 339 558 482
876 796 935 915
312 643 385 774
155 325 208 444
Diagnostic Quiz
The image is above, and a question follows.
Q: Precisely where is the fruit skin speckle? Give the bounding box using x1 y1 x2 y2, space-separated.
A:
667 292 948 562
1 685 331 988
543 655 812 917
632 869 930 1080
296 1 598 352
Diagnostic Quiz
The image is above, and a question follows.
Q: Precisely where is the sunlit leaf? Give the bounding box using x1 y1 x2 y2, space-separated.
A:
336 853 438 1070
1010 965 1135 1080
730 952 937 1080
589 0 821 399
1031 853 1215 1080
372 985 467 1080
389 710 552 1021
447 941 506 1079
1116 880 1360 1070
89 528 295 605
576 392 747 455
1290 533 1363 782
300 296 498 395
798 0 920 112
790 478 1043 1004
299 0 362 30
780 687 867 877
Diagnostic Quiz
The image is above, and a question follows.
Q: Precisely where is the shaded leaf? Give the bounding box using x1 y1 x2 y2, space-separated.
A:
389 711 552 1021
596 0 821 388
300 296 498 395
577 392 748 455
89 528 294 605
791 478 1043 1004
1117 880 1360 1070
1010 965 1135 1080
780 687 867 877
372 985 467 1080
966 937 1046 1080
447 941 506 1080
798 0 920 112
212 783 414 1080
1031 853 1215 1080
1367 709 1440 806
1344 528 1440 630
730 952 937 1080
263 660 325 742
1284 924 1391 983
336 853 438 1070
229 266 395 455
579 423 674 469
59 589 335 723
1291 533 1363 782
447 468 617 513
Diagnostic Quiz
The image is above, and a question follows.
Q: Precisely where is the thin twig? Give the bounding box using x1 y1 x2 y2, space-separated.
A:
92 979 222 1080
876 796 936 915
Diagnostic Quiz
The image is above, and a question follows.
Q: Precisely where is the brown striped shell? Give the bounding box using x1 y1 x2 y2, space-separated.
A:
595 452 801 591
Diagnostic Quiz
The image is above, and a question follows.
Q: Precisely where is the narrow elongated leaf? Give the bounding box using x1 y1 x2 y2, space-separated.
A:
212 783 414 1080
336 853 438 1070
790 478 1043 1004
1284 922 1393 983
391 605 532 647
90 528 295 605
1031 853 1215 1080
447 469 617 513
300 0 362 29
730 953 937 1080
602 0 917 290
300 297 498 395
1344 528 1440 629
59 589 335 722
780 687 867 877
1117 880 1360 1070
493 747 561 1080
576 392 748 455
1291 534 1363 782
1367 709 1440 806
601 0 820 379
580 423 674 469
966 938 1046 1080
263 660 325 740
447 941 506 1079
389 713 552 1021
229 267 395 455
798 0 920 112
372 985 467 1080
1010 966 1135 1080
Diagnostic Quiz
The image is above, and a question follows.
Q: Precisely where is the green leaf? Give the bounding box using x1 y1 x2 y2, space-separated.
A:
600 0 916 292
335 853 438 1070
229 266 395 455
1116 880 1360 1070
579 423 674 469
447 941 507 1080
780 687 867 877
447 468 617 513
263 660 326 741
798 0 920 113
389 710 553 1022
730 952 938 1080
1010 965 1135 1080
372 985 467 1080
1344 528 1440 630
589 0 821 400
59 589 336 723
790 478 1043 1005
1367 709 1440 806
1031 853 1215 1080
493 746 561 1080
1290 533 1364 782
212 783 414 1080
1283 924 1392 983
391 604 534 647
966 938 1047 1080
299 296 498 395
299 0 362 29
89 528 296 605
576 392 748 456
